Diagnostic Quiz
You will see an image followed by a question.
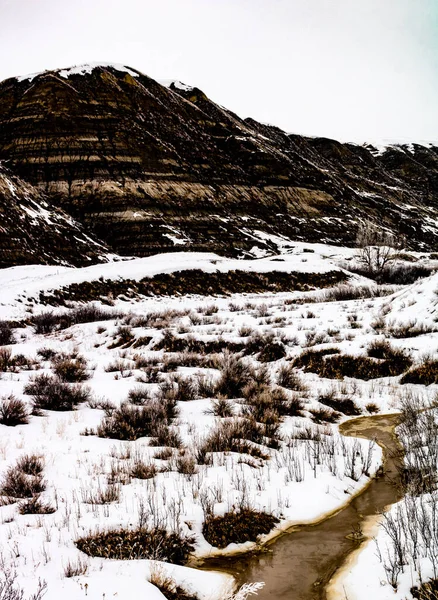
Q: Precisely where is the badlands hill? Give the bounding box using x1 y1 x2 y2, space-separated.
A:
0 62 438 265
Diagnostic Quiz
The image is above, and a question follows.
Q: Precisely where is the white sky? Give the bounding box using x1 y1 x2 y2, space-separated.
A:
1 0 437 143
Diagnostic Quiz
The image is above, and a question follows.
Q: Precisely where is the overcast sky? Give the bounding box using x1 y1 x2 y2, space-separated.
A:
1 0 437 143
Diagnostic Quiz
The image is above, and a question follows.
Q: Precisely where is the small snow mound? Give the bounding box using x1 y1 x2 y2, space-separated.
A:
381 271 438 326
158 79 194 92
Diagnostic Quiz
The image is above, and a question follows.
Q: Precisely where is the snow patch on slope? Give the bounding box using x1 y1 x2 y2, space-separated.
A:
158 79 194 92
16 63 140 83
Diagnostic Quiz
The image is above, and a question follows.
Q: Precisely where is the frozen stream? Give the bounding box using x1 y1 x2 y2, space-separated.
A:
202 413 403 600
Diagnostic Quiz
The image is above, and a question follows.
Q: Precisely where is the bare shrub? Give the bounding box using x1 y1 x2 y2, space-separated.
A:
130 460 157 480
63 557 89 578
207 397 234 418
175 453 197 475
32 311 59 334
199 418 267 459
203 509 279 548
310 407 340 424
18 496 55 515
108 325 135 349
215 352 255 399
24 374 91 412
317 391 361 416
401 358 438 386
245 331 286 362
104 359 133 377
150 424 183 449
97 401 171 441
149 566 199 600
277 363 307 391
294 347 411 380
52 355 90 382
386 320 437 339
0 455 47 503
0 321 15 345
315 284 394 302
0 348 13 371
355 223 400 279
127 386 151 405
36 347 57 360
159 376 198 403
76 527 195 564
16 454 44 476
82 485 121 505
0 570 47 600
0 395 28 426
196 374 216 398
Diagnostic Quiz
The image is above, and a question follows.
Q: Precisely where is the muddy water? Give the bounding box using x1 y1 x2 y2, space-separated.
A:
203 414 404 600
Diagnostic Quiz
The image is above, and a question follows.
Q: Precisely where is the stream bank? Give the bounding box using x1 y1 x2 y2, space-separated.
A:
201 413 403 600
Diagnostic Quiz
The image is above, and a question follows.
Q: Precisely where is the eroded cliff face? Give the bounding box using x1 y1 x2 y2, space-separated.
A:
0 163 112 268
0 63 437 260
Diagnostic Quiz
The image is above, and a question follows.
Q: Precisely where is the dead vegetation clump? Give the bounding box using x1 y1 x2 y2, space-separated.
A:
37 269 346 305
197 418 268 460
24 374 91 412
400 359 438 386
293 345 411 380
277 363 307 391
310 407 340 424
0 454 46 499
386 319 437 339
0 395 29 426
316 390 360 416
96 399 178 442
76 527 195 564
149 568 199 600
32 304 123 334
18 495 55 515
52 354 90 382
215 353 255 399
202 508 279 548
0 321 16 345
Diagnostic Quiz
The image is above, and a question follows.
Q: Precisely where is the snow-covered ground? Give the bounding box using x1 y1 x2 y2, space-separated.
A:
0 248 437 599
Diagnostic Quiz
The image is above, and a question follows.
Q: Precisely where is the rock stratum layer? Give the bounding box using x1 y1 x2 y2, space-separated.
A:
0 162 112 267
0 63 438 264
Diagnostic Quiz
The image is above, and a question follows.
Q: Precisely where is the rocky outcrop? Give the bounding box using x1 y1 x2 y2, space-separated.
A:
0 63 437 261
0 162 112 267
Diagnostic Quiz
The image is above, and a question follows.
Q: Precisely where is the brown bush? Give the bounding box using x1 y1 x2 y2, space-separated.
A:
203 509 279 548
76 527 195 564
277 363 307 391
25 374 91 412
293 347 411 380
400 359 438 385
97 401 169 441
52 355 90 382
0 395 29 426
310 407 340 424
149 568 199 600
317 391 360 416
0 321 15 345
18 496 55 515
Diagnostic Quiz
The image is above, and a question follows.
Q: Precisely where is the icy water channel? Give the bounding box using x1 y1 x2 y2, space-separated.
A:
202 414 404 600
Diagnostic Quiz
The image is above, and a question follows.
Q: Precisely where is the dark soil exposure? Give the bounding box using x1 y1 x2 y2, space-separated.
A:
200 413 403 600
35 269 347 305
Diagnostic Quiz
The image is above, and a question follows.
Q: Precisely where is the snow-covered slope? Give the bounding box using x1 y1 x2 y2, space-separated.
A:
0 163 115 268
